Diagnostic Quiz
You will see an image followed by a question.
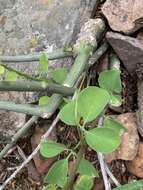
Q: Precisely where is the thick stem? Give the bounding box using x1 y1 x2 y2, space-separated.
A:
0 81 75 96
88 42 108 66
0 49 73 62
0 63 45 82
0 18 106 189
0 94 62 118
0 116 38 159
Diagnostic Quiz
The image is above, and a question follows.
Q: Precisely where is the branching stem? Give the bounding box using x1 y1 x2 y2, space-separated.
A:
0 81 75 96
0 49 73 62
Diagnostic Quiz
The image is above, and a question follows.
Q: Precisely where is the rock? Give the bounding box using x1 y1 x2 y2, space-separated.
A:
102 0 143 34
106 32 143 73
0 92 26 137
126 142 143 178
31 122 57 175
0 0 96 137
105 113 139 163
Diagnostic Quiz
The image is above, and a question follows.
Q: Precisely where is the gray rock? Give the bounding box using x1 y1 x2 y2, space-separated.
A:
102 0 143 34
0 0 96 137
106 32 143 73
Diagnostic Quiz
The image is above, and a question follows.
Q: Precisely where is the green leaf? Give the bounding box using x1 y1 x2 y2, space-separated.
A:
59 101 79 126
42 184 57 190
85 128 121 153
52 68 67 84
44 159 68 188
6 71 18 81
39 53 49 72
77 86 110 123
98 69 121 93
77 159 99 177
39 96 50 106
0 65 4 75
74 175 94 190
110 94 122 107
112 180 143 190
104 117 127 134
40 140 66 158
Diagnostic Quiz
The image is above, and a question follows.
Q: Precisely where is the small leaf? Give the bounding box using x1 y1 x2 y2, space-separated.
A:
104 117 127 134
42 184 57 190
59 101 79 126
6 71 18 81
98 69 121 93
44 159 68 188
112 180 143 190
110 94 122 107
77 86 110 123
40 140 66 158
52 68 67 84
74 175 94 190
77 159 99 177
0 65 5 75
39 96 50 106
85 128 121 153
39 53 48 72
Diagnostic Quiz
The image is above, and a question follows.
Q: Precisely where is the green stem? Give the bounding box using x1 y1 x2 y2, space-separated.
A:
0 116 38 159
0 94 62 118
88 42 108 66
0 49 73 62
0 81 75 96
0 63 45 82
0 19 105 118
0 18 106 163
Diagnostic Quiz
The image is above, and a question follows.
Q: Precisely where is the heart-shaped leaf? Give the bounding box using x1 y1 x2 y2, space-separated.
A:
59 101 80 126
110 94 122 107
39 96 50 106
85 128 121 153
44 159 68 188
112 180 143 190
0 65 4 75
6 71 18 81
52 68 67 84
98 69 121 93
42 184 57 190
104 117 127 134
40 140 66 158
74 175 94 190
77 86 110 123
77 159 99 177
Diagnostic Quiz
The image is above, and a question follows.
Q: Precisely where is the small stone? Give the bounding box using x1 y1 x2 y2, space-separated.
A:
126 142 143 178
105 113 139 163
31 122 57 175
102 0 143 34
106 32 143 73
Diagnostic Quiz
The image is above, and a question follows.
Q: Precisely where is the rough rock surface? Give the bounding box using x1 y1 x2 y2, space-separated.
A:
31 122 57 175
126 142 143 178
0 0 96 137
105 113 139 162
102 0 143 34
106 32 143 73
